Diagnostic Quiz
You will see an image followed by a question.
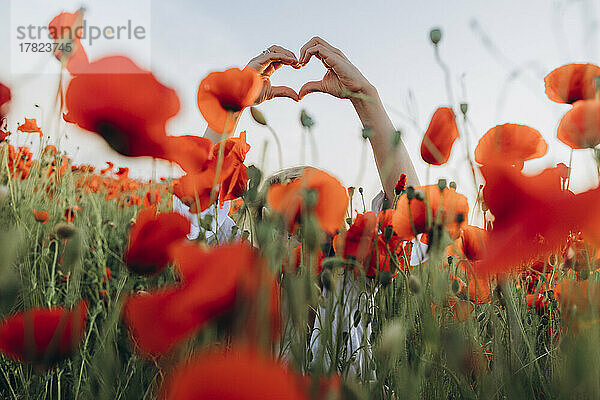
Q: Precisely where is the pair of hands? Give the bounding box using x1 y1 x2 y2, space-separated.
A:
248 37 375 105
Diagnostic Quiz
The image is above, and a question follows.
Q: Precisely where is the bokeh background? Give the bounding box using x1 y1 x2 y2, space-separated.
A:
1 0 598 209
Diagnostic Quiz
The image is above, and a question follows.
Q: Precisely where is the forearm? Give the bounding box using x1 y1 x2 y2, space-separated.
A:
351 87 420 199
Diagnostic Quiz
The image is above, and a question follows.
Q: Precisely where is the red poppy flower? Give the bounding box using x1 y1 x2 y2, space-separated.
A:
395 173 407 195
0 83 11 120
392 185 469 241
460 225 488 261
17 118 43 138
420 107 459 165
557 99 600 149
166 135 213 173
43 145 58 156
33 209 50 224
0 301 87 366
333 212 378 263
143 189 161 208
100 161 113 175
160 348 307 400
474 124 547 168
267 168 348 234
124 207 190 275
123 242 279 356
197 68 263 134
173 167 217 213
0 130 10 142
477 164 600 276
64 56 180 158
48 10 90 75
228 198 244 216
64 206 81 223
367 235 412 280
544 63 600 104
212 131 251 205
448 296 474 322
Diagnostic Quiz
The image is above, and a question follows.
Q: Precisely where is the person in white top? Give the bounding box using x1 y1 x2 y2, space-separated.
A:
173 38 425 377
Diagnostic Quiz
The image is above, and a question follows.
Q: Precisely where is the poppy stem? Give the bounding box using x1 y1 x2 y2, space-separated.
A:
267 125 283 170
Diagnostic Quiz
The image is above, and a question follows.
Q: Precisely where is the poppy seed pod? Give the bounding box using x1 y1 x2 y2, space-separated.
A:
415 190 425 201
300 109 314 128
460 103 468 115
438 179 447 191
430 28 442 45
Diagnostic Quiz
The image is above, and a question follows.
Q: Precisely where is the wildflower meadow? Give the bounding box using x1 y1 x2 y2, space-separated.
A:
3 6 600 400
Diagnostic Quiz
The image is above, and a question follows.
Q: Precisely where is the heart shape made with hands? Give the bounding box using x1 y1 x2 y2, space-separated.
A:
250 39 357 104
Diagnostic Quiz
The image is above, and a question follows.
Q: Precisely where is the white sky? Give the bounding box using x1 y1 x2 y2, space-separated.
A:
1 0 600 212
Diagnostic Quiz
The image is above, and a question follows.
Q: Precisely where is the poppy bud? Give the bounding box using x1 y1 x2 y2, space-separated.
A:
320 269 333 291
415 190 425 201
448 256 453 266
379 270 392 287
408 275 421 294
300 109 314 128
406 186 415 200
346 217 353 226
449 181 457 190
361 127 372 139
250 107 267 125
358 187 364 195
353 309 361 327
430 28 442 45
302 214 320 251
347 186 355 197
438 178 447 191
460 103 468 115
451 278 460 294
384 225 394 242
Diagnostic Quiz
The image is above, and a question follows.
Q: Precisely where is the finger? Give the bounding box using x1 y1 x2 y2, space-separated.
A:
300 44 341 69
268 45 299 63
300 36 345 64
299 80 325 99
271 85 299 101
247 52 299 73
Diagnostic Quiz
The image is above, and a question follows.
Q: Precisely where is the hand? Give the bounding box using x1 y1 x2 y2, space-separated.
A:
298 37 374 100
246 45 301 104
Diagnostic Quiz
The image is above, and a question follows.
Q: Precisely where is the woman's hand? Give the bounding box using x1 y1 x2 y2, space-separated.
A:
298 37 375 99
246 45 301 104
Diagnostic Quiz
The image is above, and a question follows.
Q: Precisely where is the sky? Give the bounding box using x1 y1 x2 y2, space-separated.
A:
1 0 600 214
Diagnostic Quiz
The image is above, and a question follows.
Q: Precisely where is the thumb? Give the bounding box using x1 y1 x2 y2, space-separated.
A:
299 80 325 99
271 85 299 101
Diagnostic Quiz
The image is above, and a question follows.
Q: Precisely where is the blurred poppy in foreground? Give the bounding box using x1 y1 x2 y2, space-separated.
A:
64 56 180 159
544 63 600 104
474 124 547 168
48 10 89 75
124 207 190 275
392 185 469 240
420 107 459 165
477 165 600 276
17 118 43 138
557 100 600 149
166 135 213 173
197 68 263 134
0 83 11 120
267 168 348 235
212 131 251 205
0 301 87 366
123 242 279 356
160 348 307 400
